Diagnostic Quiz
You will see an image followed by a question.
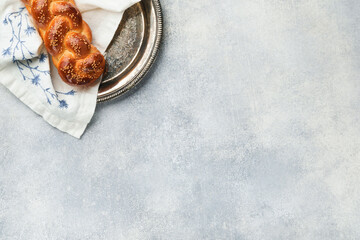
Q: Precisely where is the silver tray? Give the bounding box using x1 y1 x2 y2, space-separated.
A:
97 0 163 102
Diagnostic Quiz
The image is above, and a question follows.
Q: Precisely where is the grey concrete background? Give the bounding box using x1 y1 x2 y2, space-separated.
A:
1 0 360 239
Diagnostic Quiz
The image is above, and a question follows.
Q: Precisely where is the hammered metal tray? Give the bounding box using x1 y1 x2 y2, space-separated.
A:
97 0 163 102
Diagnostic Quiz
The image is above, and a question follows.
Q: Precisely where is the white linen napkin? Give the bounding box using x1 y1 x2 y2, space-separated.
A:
0 0 140 138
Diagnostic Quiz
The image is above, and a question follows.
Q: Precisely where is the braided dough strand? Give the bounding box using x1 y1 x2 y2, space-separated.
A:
22 0 106 86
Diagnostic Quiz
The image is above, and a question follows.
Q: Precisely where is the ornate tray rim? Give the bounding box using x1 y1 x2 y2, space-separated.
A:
97 0 163 103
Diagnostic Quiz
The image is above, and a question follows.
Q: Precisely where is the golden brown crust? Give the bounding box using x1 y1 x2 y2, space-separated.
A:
44 17 70 56
58 51 105 86
31 0 52 28
65 32 91 57
51 2 82 29
21 0 105 86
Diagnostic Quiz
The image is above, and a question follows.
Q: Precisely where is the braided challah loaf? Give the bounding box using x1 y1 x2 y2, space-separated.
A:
21 0 106 86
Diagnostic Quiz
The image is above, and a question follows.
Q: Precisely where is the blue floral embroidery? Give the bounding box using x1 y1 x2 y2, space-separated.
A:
24 26 36 36
31 74 40 85
39 53 47 62
2 47 11 56
59 100 68 109
2 7 76 109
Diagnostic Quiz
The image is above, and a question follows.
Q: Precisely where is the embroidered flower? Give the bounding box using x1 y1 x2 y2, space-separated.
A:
59 100 68 109
31 75 40 85
39 53 47 62
2 48 11 57
67 90 76 96
64 90 76 96
24 26 36 36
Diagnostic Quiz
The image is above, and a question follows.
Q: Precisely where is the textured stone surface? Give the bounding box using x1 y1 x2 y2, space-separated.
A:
1 0 360 239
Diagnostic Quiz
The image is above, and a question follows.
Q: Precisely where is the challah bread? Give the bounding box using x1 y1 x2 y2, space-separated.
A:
21 0 106 86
